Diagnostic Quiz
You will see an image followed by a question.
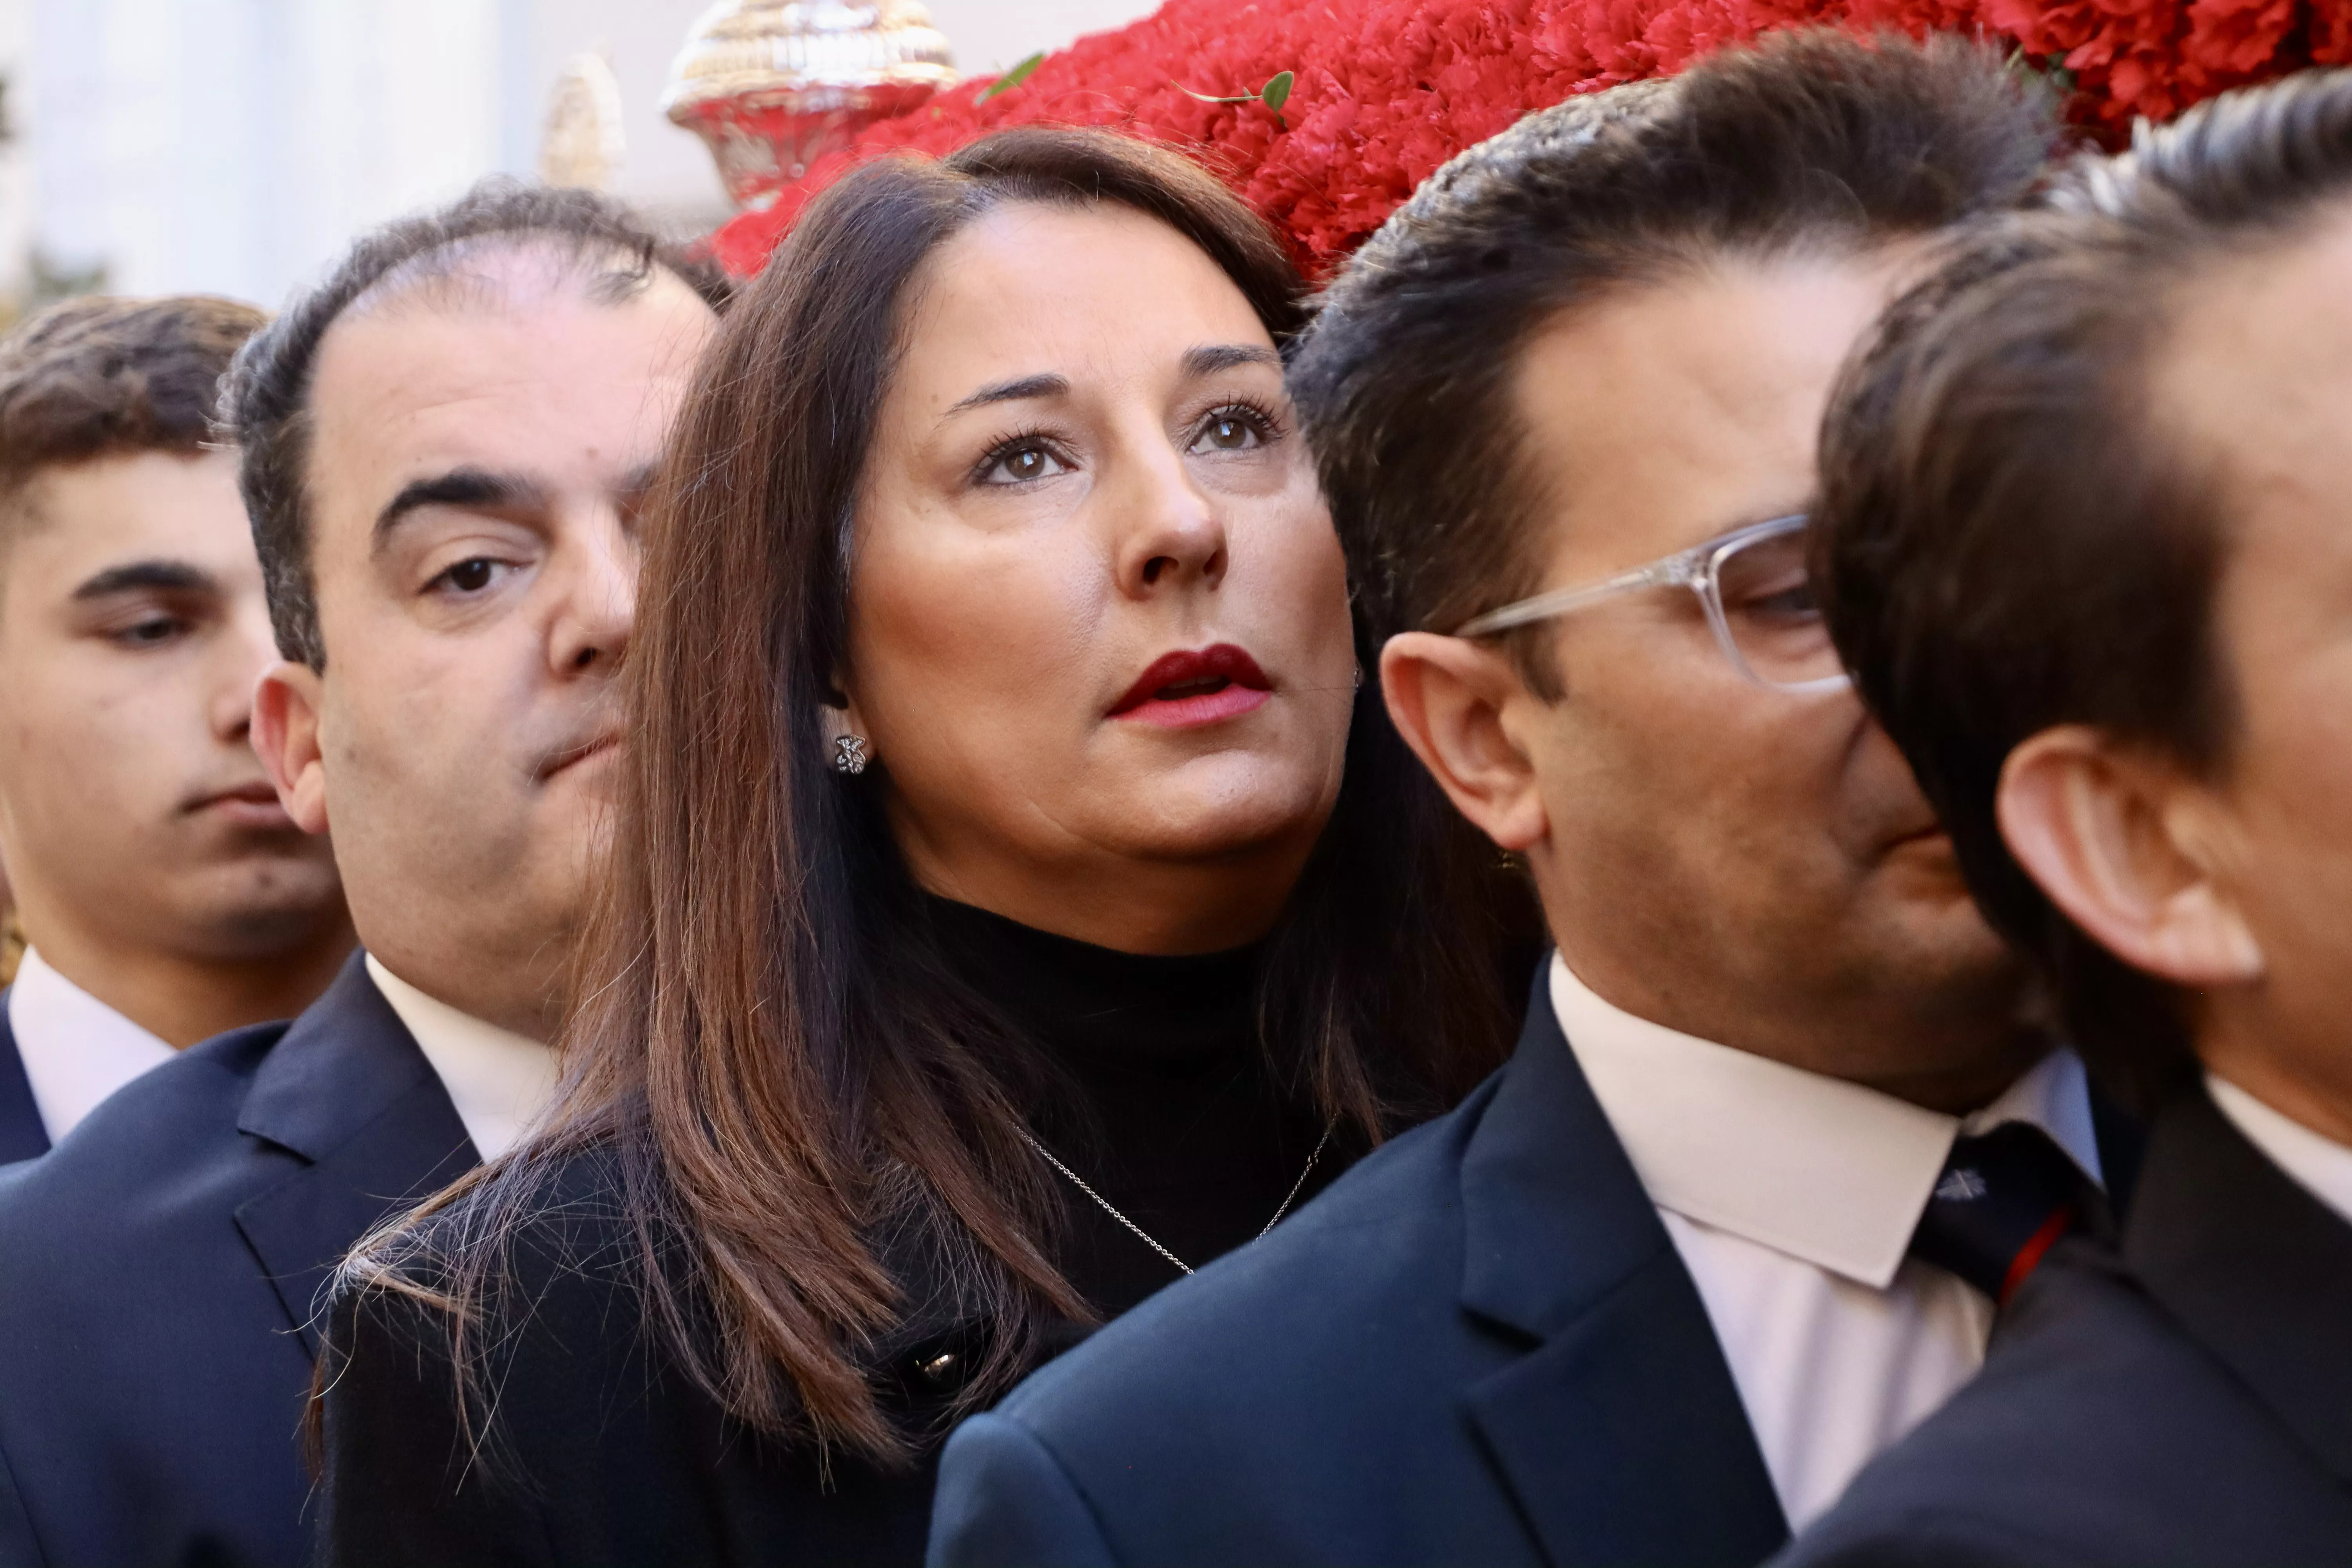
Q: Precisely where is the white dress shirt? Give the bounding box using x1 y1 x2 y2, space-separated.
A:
6 947 178 1145
365 954 558 1163
1549 954 2102 1530
2210 1073 2352 1226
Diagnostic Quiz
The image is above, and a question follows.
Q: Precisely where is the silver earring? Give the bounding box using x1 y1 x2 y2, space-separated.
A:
831 734 869 776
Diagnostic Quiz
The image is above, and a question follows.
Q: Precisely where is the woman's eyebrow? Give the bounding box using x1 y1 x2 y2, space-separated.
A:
945 373 1069 416
942 346 1277 419
1181 343 1281 378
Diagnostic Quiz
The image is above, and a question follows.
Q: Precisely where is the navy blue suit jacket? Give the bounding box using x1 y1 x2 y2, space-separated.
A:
926 976 1793 1568
0 955 477 1568
0 994 47 1165
0 992 44 1166
1776 1089 2352 1567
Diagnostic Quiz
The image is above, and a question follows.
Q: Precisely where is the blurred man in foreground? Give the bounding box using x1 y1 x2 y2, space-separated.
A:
0 185 723 1568
930 34 2118 1568
0 296 352 1163
1782 67 2352 1568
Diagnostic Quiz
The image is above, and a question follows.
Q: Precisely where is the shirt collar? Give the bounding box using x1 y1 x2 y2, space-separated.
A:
363 954 557 1163
1549 953 2102 1290
6 946 177 1143
2209 1074 2352 1227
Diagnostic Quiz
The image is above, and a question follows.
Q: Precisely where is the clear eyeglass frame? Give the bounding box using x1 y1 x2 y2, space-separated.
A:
1452 513 1853 695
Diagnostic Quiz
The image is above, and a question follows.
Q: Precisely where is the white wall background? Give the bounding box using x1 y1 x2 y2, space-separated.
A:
0 0 1164 311
927 0 1156 79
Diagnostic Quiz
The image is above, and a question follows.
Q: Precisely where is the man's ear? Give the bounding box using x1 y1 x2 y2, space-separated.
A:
1380 632 1548 852
251 661 331 836
1996 724 2261 986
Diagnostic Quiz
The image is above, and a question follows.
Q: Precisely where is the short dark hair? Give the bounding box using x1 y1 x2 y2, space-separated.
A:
0 293 266 534
1291 29 2062 693
220 179 731 669
1815 66 2352 1109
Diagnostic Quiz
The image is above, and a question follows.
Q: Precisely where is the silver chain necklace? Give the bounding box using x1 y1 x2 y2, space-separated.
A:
1018 1117 1339 1277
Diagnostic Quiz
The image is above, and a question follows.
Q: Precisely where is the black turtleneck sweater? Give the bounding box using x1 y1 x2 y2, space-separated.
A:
926 895 1349 1318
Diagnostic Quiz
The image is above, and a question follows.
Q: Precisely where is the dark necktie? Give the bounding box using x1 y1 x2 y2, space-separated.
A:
1909 1122 2099 1305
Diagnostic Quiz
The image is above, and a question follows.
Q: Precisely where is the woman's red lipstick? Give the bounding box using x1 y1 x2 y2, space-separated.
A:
1109 643 1273 728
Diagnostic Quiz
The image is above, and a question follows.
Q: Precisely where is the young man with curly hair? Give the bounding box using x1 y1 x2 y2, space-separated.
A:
0 296 352 1165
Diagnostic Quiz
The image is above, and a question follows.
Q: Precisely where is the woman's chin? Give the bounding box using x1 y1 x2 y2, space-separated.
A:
1100 770 1338 866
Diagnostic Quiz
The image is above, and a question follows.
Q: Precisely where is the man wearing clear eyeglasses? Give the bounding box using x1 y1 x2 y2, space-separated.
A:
927 33 2139 1568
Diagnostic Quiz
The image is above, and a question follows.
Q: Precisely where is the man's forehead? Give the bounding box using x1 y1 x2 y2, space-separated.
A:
304 283 706 505
315 272 702 401
1508 256 1889 552
5 452 260 592
2156 217 2352 497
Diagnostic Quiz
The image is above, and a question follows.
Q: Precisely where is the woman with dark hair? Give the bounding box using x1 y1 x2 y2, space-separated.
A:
312 126 1520 1566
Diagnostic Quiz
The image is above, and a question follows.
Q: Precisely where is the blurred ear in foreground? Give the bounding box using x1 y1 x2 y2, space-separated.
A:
1995 725 2264 991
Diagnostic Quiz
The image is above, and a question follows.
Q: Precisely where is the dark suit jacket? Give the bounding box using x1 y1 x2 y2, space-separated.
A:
926 976 1794 1568
1776 1089 2352 1567
0 993 47 1165
0 954 477 1568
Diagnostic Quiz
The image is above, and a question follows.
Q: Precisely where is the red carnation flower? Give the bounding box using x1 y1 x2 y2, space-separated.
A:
706 0 2339 279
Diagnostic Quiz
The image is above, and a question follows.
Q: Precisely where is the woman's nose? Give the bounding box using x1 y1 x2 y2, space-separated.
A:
1112 446 1229 597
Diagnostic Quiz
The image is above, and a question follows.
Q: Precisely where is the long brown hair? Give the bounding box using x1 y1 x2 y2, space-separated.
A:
340 127 1520 1467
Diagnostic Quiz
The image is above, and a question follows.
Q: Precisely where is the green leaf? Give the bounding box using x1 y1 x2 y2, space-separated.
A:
2000 46 2078 100
1260 71 1294 113
979 51 1044 102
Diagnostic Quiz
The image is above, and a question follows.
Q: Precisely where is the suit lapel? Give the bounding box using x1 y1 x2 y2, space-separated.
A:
1457 978 1787 1568
2128 1090 2352 1485
0 995 51 1164
230 956 478 1355
2089 1085 2147 1221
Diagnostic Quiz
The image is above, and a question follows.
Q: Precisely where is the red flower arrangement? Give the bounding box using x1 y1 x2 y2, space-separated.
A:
707 0 2352 279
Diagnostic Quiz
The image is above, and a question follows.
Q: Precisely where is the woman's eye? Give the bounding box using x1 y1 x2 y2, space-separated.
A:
1189 408 1272 455
432 558 505 595
978 442 1069 486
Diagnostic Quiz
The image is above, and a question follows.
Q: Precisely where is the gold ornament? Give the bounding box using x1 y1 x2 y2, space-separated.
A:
663 0 958 209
